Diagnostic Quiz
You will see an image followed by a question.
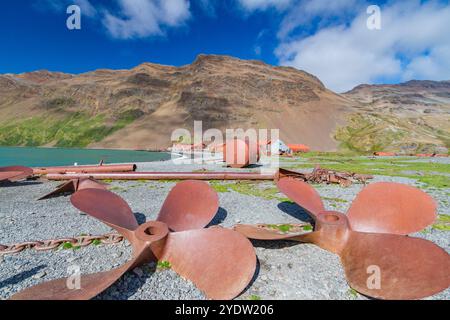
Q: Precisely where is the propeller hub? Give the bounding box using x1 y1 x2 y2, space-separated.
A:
317 212 346 224
135 221 169 244
314 211 350 254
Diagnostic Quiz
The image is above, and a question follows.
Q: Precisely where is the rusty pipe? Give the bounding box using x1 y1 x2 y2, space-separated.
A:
45 168 304 181
46 172 276 181
33 164 137 175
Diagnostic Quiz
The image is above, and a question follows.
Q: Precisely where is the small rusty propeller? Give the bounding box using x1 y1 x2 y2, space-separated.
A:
235 178 450 300
11 180 256 300
0 166 33 183
38 178 108 200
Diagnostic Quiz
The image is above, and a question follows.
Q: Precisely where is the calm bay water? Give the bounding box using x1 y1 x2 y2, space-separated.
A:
0 147 170 167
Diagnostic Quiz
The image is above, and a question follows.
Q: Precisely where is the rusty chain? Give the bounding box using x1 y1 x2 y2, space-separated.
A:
0 232 124 256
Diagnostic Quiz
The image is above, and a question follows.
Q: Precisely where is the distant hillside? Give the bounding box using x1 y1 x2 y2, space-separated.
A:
339 80 450 154
0 55 448 153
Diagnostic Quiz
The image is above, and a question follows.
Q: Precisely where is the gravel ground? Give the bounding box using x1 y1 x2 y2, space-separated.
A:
0 156 449 300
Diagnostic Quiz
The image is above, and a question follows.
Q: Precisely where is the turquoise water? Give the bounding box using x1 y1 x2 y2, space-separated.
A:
0 147 170 167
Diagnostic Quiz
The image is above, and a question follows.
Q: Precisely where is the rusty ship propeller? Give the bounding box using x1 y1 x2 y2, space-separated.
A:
0 166 33 183
11 180 257 300
234 178 450 300
38 178 108 200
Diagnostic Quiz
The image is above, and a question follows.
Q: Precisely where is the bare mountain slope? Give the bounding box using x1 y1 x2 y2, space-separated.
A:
0 55 353 151
1 55 448 153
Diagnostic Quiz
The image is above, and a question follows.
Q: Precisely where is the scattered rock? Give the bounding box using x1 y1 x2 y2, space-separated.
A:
33 271 47 279
133 267 144 278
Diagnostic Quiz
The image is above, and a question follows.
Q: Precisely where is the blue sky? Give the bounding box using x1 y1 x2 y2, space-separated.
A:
1 0 449 92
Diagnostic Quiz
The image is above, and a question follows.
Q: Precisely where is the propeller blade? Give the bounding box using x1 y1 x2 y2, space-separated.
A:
38 180 77 200
340 231 450 300
0 166 33 181
10 248 148 300
71 189 139 240
157 228 256 300
233 223 311 240
157 181 219 232
77 178 109 191
347 182 437 235
38 179 108 200
277 178 325 219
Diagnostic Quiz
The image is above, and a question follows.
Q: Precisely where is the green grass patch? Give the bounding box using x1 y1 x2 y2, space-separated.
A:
60 242 80 250
322 196 348 203
248 295 262 301
228 182 281 200
157 261 172 270
0 110 139 147
209 181 231 193
61 242 73 250
267 224 294 233
109 186 125 192
210 181 288 201
335 113 449 154
348 288 359 299
432 215 450 231
291 155 450 189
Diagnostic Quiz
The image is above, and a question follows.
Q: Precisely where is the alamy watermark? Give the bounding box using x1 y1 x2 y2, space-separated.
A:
366 265 381 290
66 5 81 30
66 265 81 290
367 5 382 30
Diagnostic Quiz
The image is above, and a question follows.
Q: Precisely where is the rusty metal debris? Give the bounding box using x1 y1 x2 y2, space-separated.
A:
234 179 450 300
294 165 373 187
11 181 256 300
33 163 136 175
0 233 123 255
0 166 33 183
38 178 108 200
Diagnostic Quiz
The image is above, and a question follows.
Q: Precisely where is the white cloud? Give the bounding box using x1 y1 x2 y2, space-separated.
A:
238 0 293 11
74 0 97 17
276 0 450 92
198 0 218 17
103 0 191 39
278 0 363 39
37 0 97 16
